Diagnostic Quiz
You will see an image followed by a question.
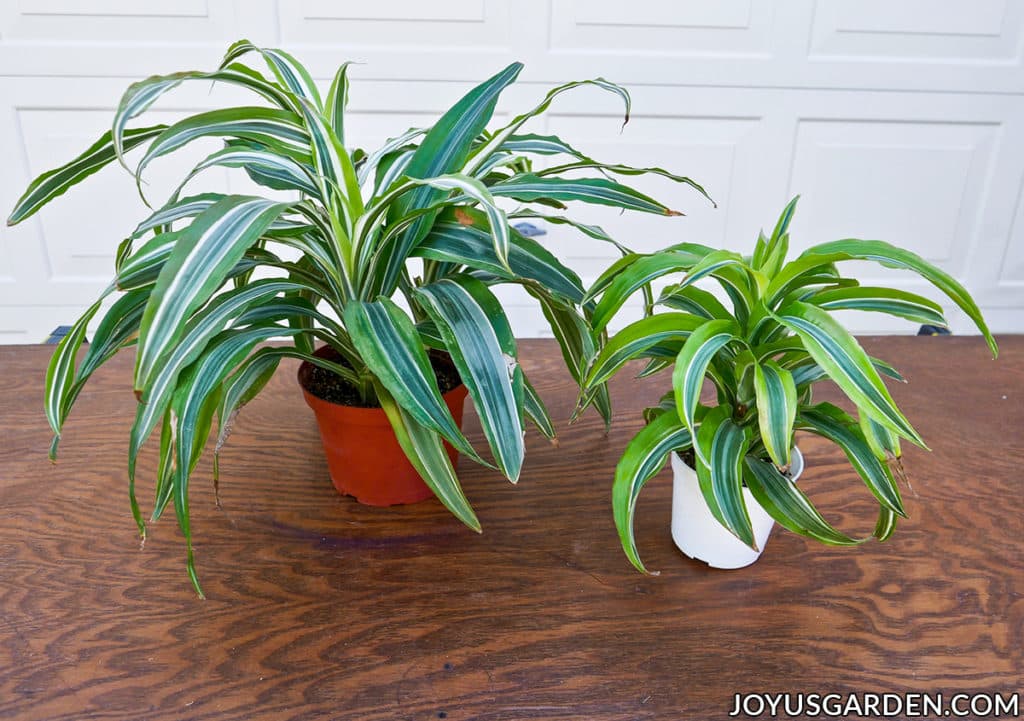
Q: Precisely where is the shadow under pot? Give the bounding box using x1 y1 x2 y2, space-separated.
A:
297 345 468 507
670 447 805 569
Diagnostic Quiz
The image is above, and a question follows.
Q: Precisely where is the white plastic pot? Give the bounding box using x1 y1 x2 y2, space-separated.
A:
670 447 804 569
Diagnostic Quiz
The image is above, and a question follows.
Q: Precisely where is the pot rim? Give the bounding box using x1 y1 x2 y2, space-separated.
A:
296 345 466 419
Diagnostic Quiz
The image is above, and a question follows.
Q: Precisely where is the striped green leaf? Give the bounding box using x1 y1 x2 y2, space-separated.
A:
797 239 997 356
413 209 584 304
859 411 902 462
498 133 589 158
344 298 484 465
415 276 525 482
134 196 291 392
129 279 319 483
588 250 710 332
381 62 523 293
753 196 799 274
221 40 322 107
8 125 166 225
874 506 899 541
178 145 319 198
507 210 629 254
130 193 226 239
44 298 104 457
170 324 293 596
809 286 947 327
325 61 355 144
774 301 924 447
744 457 863 546
490 175 682 217
672 319 741 443
112 64 297 168
467 77 630 173
377 385 481 532
584 313 705 390
752 359 798 468
215 348 283 452
522 371 556 441
536 160 713 207
613 408 693 574
797 403 906 517
694 405 755 548
137 107 311 192
657 283 731 320
530 290 611 428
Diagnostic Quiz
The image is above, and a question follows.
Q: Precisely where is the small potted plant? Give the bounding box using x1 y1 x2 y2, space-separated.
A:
8 40 710 594
579 198 998 571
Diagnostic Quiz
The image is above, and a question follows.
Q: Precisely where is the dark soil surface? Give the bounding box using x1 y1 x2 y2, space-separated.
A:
302 348 462 408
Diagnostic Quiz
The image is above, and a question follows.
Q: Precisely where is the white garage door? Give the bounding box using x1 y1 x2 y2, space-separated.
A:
2 0 1022 342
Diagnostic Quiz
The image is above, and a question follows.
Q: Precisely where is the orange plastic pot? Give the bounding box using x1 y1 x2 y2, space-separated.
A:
297 346 468 506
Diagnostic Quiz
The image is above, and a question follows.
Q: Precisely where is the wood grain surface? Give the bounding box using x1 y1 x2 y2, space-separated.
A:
0 337 1021 720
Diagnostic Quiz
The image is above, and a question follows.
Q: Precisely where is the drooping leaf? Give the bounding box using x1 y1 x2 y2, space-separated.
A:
797 403 906 517
8 125 166 225
415 276 525 481
344 298 485 465
774 301 924 447
693 404 755 548
613 409 693 574
744 457 864 546
133 196 292 392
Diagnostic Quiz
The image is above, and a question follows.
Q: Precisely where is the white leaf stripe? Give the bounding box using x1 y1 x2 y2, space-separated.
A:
415 277 524 481
8 126 166 225
134 197 290 392
776 302 922 445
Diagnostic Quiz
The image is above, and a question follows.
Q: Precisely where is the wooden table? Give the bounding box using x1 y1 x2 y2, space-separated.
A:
1 337 1021 720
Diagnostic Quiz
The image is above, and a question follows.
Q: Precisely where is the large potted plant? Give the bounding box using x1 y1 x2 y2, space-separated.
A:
8 40 710 594
579 198 998 571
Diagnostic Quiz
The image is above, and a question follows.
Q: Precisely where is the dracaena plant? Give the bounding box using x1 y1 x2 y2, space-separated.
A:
579 198 998 573
8 40 709 594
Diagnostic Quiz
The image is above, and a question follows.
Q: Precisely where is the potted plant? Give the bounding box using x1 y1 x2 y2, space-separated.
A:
579 198 998 571
8 40 710 595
